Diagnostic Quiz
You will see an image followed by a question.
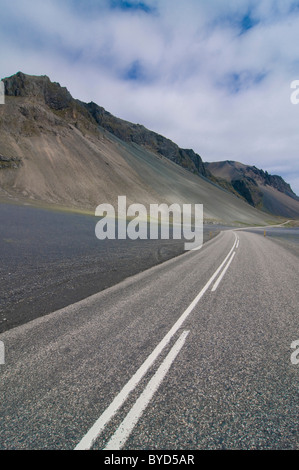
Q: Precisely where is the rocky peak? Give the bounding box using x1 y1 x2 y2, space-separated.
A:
3 71 72 110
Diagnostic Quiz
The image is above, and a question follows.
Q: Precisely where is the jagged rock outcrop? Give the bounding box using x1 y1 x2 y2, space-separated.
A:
206 160 299 218
0 154 22 170
83 101 207 176
248 165 297 199
4 72 72 110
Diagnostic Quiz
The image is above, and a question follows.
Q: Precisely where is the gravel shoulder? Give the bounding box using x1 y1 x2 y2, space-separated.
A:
0 202 223 333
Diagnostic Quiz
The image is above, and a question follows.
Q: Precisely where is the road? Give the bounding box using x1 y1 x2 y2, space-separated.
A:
0 228 298 449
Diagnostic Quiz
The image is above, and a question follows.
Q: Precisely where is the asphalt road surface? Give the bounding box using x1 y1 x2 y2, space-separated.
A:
0 228 298 450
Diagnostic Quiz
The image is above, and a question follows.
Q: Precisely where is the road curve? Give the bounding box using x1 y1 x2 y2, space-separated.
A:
0 229 298 450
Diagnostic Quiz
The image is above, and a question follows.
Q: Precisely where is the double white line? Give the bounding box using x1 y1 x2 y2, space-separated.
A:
211 234 239 292
75 232 239 450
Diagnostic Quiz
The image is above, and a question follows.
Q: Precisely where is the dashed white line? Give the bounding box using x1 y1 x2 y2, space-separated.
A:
211 234 238 292
211 251 236 292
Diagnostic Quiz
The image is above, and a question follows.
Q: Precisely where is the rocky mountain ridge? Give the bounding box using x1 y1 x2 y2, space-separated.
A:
1 71 298 220
206 160 299 218
3 72 207 177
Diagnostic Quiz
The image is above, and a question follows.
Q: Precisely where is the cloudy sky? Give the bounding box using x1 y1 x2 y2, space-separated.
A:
1 0 299 193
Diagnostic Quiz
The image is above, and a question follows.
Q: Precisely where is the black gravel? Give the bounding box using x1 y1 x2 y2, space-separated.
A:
0 202 224 333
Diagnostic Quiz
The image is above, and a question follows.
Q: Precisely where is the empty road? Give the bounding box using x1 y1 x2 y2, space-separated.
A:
0 228 298 449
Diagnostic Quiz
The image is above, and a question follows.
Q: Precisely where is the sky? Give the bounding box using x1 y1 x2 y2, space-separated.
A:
0 0 299 194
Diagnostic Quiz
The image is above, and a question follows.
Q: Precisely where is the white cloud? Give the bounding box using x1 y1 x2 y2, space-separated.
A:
0 0 299 193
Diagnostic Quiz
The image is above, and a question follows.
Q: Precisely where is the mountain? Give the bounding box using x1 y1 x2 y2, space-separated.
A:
83 101 207 177
0 71 295 224
205 161 299 219
3 72 207 177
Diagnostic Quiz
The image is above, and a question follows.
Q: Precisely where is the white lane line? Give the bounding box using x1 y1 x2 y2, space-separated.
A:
104 330 190 450
211 251 236 292
75 232 237 450
236 238 239 249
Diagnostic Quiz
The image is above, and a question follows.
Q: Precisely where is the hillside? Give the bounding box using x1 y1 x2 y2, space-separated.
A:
0 72 289 225
206 161 299 218
3 72 207 178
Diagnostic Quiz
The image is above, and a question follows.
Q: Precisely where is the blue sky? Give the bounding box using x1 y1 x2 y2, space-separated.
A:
1 0 299 193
